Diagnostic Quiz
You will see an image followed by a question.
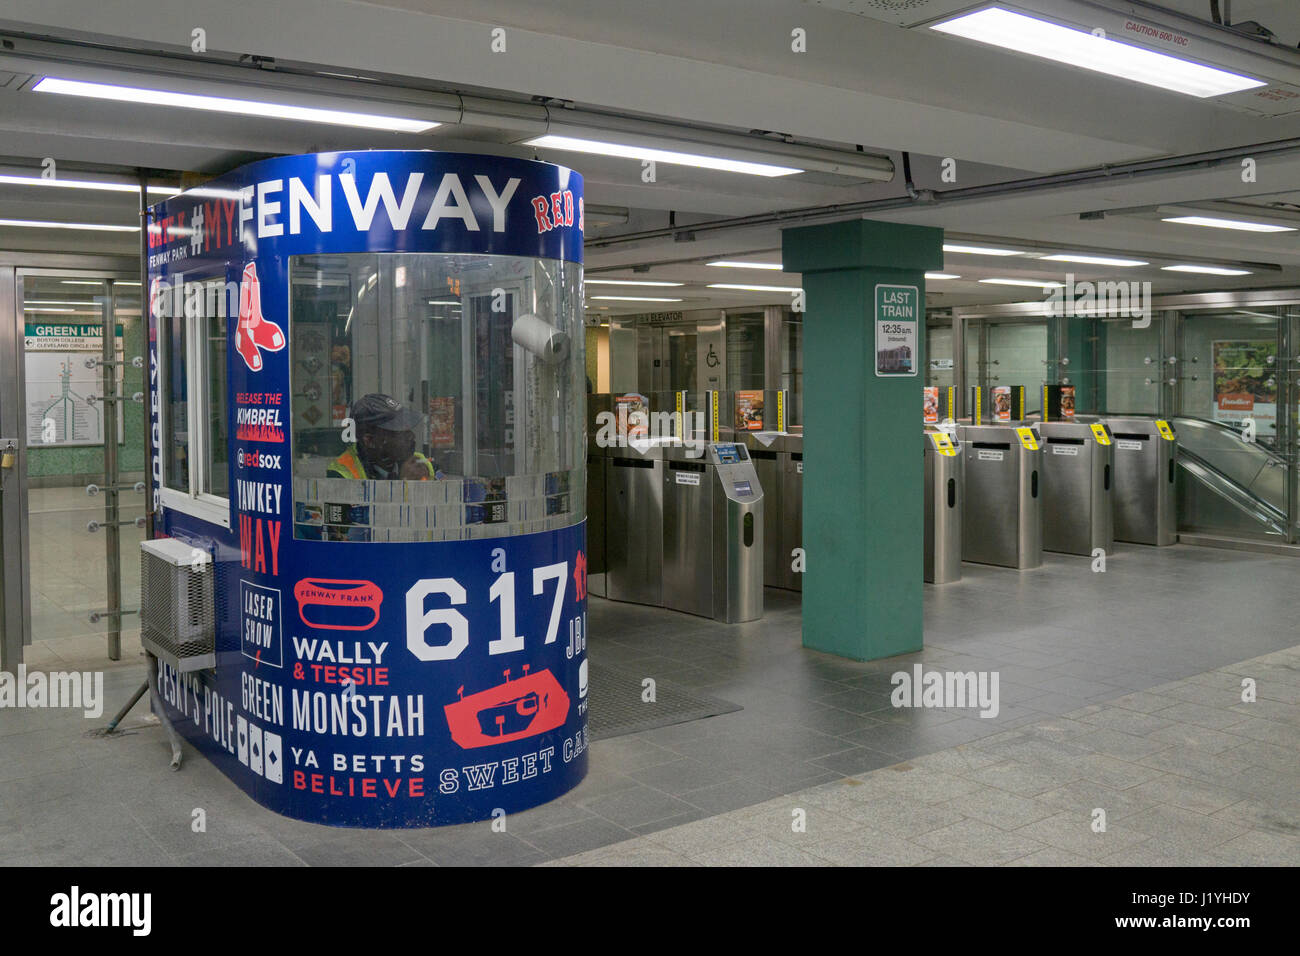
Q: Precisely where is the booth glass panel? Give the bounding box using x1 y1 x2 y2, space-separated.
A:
202 283 230 498
163 303 189 491
288 252 585 543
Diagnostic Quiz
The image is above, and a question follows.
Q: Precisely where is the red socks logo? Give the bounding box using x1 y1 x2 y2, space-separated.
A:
235 262 286 372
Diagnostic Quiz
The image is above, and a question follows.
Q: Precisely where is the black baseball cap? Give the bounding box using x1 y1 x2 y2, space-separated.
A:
351 393 422 431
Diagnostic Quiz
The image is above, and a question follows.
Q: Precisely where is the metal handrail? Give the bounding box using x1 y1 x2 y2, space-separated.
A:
1176 444 1288 536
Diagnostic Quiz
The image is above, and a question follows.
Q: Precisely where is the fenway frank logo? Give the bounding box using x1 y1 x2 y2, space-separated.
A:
531 190 582 234
234 262 286 373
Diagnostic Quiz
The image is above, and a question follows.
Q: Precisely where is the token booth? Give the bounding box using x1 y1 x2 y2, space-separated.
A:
144 150 588 826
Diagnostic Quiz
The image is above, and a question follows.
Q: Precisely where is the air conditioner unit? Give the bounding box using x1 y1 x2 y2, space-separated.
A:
139 538 216 672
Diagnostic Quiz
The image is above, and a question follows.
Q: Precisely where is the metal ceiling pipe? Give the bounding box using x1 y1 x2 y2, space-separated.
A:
587 135 1300 248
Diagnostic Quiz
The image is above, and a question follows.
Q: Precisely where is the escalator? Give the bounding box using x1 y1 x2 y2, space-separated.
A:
1169 416 1290 541
1071 413 1291 542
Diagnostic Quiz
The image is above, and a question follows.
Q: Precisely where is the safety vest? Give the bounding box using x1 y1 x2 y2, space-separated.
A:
328 445 436 480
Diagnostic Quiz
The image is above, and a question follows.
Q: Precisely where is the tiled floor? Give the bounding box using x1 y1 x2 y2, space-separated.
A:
2 540 1298 865
547 646 1300 866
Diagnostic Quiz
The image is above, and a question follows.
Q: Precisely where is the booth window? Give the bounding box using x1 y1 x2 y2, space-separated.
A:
288 253 584 543
158 274 233 526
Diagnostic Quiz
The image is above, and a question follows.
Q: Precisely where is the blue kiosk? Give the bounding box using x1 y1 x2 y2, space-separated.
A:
145 150 589 827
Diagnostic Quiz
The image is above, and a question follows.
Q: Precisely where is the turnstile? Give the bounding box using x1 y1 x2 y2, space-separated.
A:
958 423 1043 569
924 430 963 584
741 432 784 588
661 442 764 622
1104 416 1178 545
1038 421 1115 555
740 432 802 591
605 441 665 606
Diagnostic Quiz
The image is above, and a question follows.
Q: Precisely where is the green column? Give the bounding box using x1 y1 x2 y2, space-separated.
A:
783 219 944 661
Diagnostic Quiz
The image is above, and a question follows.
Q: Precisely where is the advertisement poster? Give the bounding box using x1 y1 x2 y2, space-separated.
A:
875 284 918 377
735 390 764 431
24 322 125 447
923 386 939 424
615 392 649 439
1060 385 1076 419
1213 340 1277 436
428 396 457 448
992 385 1012 423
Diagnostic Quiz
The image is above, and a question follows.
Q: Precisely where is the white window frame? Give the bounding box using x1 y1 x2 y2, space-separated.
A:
158 277 231 529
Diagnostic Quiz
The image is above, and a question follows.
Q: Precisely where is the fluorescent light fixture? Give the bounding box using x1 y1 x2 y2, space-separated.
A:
0 218 137 232
925 273 961 280
584 279 684 286
707 260 784 270
1039 253 1149 267
1161 264 1253 275
525 134 801 177
33 77 440 133
707 283 803 293
23 307 78 313
1162 215 1296 233
61 280 106 286
588 295 683 302
23 300 102 306
930 7 1265 98
0 173 177 195
980 278 1065 288
943 243 1024 256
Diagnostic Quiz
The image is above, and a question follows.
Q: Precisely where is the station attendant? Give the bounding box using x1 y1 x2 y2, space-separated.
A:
329 393 443 480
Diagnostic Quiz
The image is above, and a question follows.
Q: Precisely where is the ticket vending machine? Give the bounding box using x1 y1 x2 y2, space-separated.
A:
144 151 588 827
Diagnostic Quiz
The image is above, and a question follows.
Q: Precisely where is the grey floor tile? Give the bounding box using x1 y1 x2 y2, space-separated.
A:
1207 830 1300 866
400 828 548 866
1010 810 1152 860
523 816 638 858
914 818 1047 866
803 825 934 866
173 838 306 867
293 832 427 866
579 783 697 828
1119 804 1249 848
678 778 784 815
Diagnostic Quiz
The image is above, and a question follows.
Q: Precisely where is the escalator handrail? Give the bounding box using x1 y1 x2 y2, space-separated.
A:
1166 414 1287 466
1176 444 1288 535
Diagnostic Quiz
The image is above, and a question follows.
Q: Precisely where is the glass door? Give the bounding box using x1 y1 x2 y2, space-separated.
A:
1174 308 1288 541
6 270 144 667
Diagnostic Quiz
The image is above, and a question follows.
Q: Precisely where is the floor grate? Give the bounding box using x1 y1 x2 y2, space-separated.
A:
587 659 742 741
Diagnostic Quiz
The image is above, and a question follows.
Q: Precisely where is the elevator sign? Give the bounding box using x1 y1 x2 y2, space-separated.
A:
874 284 918 377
